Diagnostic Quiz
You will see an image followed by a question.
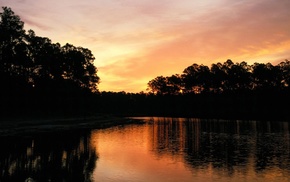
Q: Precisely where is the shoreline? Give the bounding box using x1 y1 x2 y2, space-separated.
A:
0 115 145 136
1 113 289 136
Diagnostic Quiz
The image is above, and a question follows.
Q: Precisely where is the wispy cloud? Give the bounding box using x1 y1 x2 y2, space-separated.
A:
1 0 290 92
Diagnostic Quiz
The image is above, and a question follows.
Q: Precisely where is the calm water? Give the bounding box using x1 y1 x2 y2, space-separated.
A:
1 117 290 182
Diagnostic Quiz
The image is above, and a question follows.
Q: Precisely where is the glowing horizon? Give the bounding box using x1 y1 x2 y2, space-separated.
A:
1 0 290 92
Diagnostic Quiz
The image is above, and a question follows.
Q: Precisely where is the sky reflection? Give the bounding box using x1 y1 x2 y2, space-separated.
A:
91 118 290 181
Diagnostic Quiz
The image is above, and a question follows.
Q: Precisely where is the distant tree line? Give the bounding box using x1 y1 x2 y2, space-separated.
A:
0 7 99 117
104 60 290 120
1 7 290 120
147 59 290 95
143 60 290 120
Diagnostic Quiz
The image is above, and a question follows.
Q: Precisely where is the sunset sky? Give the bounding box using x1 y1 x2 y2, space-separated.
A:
1 0 290 92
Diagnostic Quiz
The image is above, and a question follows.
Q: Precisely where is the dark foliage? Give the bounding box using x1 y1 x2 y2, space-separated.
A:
94 90 290 121
0 7 99 117
144 59 290 120
147 59 290 95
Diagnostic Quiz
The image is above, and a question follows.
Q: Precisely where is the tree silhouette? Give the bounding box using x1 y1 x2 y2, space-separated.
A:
147 59 290 95
0 7 100 117
61 43 99 92
252 62 281 90
148 76 169 95
0 7 29 93
226 61 252 91
278 60 290 89
210 62 227 93
144 59 290 120
183 64 210 93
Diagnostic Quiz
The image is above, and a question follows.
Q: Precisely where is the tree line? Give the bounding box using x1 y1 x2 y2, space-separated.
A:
144 60 290 120
147 59 290 95
0 7 99 93
1 7 289 120
1 7 99 117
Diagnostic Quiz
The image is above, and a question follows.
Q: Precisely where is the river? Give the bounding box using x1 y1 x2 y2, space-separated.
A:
1 117 290 181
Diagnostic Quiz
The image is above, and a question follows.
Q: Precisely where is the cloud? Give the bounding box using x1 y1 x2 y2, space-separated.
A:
2 0 290 92
21 17 52 31
96 0 290 92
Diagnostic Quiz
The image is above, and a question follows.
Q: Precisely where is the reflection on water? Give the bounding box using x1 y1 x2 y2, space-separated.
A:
0 131 97 182
147 118 290 181
91 118 290 182
1 118 290 181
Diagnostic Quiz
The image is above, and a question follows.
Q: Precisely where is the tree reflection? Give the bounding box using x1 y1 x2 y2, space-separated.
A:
149 118 290 176
0 131 98 182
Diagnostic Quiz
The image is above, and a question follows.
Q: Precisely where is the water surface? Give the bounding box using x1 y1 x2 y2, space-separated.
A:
1 118 290 181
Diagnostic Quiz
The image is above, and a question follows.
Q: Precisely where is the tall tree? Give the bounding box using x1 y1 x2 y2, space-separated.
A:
0 7 100 94
0 7 31 93
182 64 211 93
210 62 226 93
1 7 101 116
227 61 252 91
61 44 99 92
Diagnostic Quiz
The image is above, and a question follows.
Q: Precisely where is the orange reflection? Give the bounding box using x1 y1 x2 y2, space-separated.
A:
90 124 193 181
90 118 290 181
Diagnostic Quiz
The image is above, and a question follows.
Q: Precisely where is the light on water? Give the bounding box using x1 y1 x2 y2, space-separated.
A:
1 118 290 181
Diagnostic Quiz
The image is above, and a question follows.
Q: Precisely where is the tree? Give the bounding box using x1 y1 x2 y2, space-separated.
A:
61 44 99 92
227 61 252 91
210 62 226 93
26 30 62 87
166 74 182 95
182 64 211 93
147 75 182 95
278 60 290 89
252 62 281 90
147 76 169 94
0 7 25 43
0 7 101 116
0 7 100 94
0 7 34 98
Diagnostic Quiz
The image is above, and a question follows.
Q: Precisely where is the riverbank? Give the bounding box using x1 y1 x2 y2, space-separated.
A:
0 115 144 136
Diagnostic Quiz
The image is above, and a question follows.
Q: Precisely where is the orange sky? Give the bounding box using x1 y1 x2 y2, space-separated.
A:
1 0 290 92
